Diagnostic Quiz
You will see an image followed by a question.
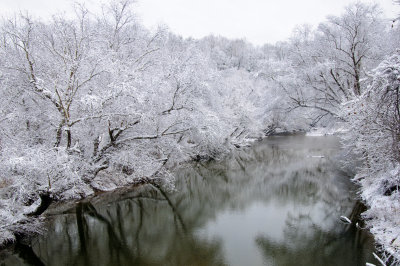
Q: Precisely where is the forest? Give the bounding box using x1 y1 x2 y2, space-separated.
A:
0 0 399 263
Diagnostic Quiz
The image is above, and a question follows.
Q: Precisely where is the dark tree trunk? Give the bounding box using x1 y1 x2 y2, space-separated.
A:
66 129 72 149
27 192 53 217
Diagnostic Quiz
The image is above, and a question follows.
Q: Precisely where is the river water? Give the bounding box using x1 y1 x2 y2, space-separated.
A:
1 136 379 266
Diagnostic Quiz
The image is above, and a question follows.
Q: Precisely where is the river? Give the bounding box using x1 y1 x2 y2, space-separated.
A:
0 136 379 266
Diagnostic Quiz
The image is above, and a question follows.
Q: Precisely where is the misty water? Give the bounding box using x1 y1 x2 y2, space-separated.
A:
2 136 379 266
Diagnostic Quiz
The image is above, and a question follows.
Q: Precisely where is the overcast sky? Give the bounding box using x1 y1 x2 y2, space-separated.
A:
0 0 398 45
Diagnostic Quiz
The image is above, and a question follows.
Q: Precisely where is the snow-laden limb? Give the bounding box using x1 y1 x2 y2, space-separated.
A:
0 146 93 246
339 215 352 224
373 253 387 266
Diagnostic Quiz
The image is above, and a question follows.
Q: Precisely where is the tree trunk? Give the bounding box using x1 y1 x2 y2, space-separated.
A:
66 129 72 149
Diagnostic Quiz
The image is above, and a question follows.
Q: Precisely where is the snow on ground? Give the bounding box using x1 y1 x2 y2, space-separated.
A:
306 126 348 136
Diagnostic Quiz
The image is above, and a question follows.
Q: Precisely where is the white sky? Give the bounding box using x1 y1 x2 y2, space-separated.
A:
0 0 399 45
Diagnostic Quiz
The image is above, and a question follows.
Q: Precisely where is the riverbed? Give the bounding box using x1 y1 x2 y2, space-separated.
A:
0 136 379 265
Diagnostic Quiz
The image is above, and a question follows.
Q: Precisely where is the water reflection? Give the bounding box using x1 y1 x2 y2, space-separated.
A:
1 136 378 266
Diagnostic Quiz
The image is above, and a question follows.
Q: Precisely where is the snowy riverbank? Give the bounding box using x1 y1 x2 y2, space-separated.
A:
356 165 400 264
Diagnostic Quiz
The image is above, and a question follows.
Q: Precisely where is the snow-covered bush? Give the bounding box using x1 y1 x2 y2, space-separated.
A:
341 51 400 263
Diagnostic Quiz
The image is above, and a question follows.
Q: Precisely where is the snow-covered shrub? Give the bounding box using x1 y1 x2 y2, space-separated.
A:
341 51 400 263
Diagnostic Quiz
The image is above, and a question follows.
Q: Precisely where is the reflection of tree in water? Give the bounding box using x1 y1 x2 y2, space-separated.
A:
255 221 377 266
30 184 226 266
176 136 377 265
176 136 354 220
2 136 377 265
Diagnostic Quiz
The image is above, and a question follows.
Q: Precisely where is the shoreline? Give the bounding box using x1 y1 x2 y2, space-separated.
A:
1 133 397 265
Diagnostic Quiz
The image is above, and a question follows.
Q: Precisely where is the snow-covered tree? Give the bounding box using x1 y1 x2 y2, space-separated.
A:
0 0 275 244
282 3 385 125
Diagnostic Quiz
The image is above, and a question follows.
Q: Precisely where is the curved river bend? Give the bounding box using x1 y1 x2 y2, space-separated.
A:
1 136 378 266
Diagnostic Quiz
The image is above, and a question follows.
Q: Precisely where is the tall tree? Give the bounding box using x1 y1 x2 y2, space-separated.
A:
282 2 384 124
